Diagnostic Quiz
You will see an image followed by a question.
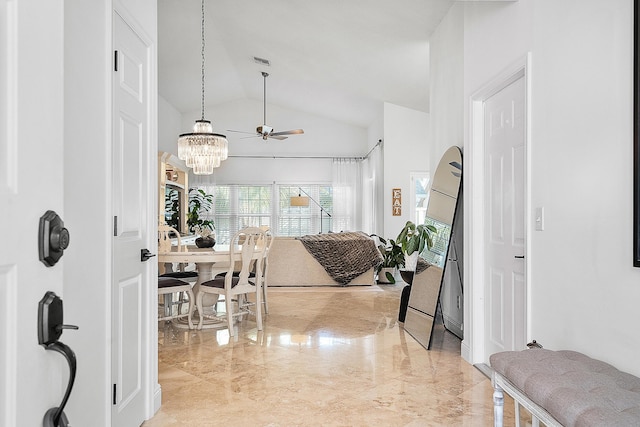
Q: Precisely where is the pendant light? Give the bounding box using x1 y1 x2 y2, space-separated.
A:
177 0 228 174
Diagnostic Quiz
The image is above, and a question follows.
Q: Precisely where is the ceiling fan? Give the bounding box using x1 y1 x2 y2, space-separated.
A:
228 72 304 141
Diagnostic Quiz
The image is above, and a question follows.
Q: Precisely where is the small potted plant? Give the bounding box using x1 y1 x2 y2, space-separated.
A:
396 220 437 272
193 224 216 248
371 235 404 284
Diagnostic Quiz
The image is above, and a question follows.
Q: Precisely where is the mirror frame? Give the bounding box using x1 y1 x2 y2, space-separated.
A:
404 146 462 350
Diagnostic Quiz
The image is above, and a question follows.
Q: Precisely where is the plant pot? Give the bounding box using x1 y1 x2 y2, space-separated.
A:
377 267 396 284
195 236 215 248
399 269 414 285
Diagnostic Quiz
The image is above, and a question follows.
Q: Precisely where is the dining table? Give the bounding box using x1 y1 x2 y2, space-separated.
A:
157 244 262 329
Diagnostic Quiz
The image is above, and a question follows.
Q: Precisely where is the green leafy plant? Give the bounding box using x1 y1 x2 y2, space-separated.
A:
396 220 437 256
370 234 405 284
187 188 215 232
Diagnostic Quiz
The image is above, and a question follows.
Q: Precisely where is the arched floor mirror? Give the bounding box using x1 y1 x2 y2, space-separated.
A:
404 146 462 349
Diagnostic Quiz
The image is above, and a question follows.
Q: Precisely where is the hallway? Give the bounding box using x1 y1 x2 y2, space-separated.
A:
145 284 518 426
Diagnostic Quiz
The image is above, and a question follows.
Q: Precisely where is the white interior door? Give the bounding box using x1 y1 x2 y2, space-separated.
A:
1 0 67 424
112 10 152 426
483 75 527 360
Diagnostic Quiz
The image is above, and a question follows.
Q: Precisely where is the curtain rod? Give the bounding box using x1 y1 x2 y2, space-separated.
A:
228 140 383 161
228 155 365 160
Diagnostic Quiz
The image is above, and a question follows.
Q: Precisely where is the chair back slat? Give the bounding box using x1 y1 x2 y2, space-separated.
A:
158 223 183 253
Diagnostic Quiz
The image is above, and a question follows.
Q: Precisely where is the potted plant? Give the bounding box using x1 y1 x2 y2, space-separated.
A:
371 235 404 284
396 220 437 272
186 188 215 233
193 224 216 248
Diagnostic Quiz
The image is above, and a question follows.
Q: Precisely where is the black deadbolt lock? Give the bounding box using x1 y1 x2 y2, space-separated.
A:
39 210 70 267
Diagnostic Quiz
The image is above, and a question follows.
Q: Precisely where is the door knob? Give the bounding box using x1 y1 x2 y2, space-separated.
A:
141 248 156 262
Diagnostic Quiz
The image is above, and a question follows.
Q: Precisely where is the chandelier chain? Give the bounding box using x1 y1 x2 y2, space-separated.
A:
201 0 206 120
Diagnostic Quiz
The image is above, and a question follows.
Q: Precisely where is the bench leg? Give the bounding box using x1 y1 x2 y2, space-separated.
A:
493 385 504 427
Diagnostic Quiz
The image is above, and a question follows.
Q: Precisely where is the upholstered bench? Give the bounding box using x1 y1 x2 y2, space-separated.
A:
490 349 640 427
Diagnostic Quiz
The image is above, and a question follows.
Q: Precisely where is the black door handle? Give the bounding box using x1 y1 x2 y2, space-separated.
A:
141 248 156 262
514 255 525 259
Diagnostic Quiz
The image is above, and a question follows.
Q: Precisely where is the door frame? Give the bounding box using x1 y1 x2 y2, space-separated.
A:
462 53 532 364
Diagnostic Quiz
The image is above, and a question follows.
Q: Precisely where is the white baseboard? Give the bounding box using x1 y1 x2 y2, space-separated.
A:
461 339 472 363
153 384 162 414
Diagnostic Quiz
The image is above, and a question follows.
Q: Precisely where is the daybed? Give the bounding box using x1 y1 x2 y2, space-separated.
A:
267 233 380 286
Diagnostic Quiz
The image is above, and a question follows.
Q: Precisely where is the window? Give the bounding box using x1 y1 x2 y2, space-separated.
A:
211 185 271 244
193 183 335 243
277 185 333 236
410 172 430 226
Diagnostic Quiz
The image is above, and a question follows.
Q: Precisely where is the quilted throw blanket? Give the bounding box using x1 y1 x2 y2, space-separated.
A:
297 232 383 285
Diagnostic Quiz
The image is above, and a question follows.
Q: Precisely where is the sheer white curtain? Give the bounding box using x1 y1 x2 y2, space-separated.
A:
361 143 383 235
331 158 362 232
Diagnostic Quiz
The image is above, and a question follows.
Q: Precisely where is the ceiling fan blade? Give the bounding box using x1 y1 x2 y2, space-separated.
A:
270 129 304 137
239 135 261 140
267 135 288 140
227 129 257 135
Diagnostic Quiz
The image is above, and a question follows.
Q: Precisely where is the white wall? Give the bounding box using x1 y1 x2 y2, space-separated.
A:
382 102 430 239
529 0 638 374
458 0 640 375
429 3 464 171
158 95 182 154
63 0 112 424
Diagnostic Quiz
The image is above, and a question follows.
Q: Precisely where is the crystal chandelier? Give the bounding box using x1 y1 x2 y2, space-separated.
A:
177 0 228 175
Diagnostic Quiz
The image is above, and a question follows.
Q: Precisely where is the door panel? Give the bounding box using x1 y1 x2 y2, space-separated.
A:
117 275 142 406
112 11 149 426
484 75 527 359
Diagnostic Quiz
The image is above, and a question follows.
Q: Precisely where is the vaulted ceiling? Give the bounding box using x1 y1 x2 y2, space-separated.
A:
158 0 455 129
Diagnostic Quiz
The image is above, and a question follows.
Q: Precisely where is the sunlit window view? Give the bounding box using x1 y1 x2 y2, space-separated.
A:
200 184 334 244
412 173 430 226
278 185 332 236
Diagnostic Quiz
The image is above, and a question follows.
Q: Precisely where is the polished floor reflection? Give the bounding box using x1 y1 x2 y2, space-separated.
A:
144 284 521 426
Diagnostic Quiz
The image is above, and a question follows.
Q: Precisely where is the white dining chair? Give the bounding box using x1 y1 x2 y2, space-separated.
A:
195 227 268 334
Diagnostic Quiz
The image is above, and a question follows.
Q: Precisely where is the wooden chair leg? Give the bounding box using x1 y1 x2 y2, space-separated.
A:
186 289 194 329
226 291 234 336
255 287 263 331
493 385 504 427
262 280 268 314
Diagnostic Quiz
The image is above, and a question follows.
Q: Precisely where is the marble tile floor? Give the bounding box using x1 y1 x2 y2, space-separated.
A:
144 283 527 427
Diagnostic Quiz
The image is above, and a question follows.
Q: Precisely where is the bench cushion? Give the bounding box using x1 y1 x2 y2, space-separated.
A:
490 349 640 426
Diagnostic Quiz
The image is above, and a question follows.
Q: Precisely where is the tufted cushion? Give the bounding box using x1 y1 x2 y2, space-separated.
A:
490 349 640 426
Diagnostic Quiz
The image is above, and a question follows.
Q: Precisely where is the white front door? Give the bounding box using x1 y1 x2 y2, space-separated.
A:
483 75 527 359
1 0 68 424
111 10 152 426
